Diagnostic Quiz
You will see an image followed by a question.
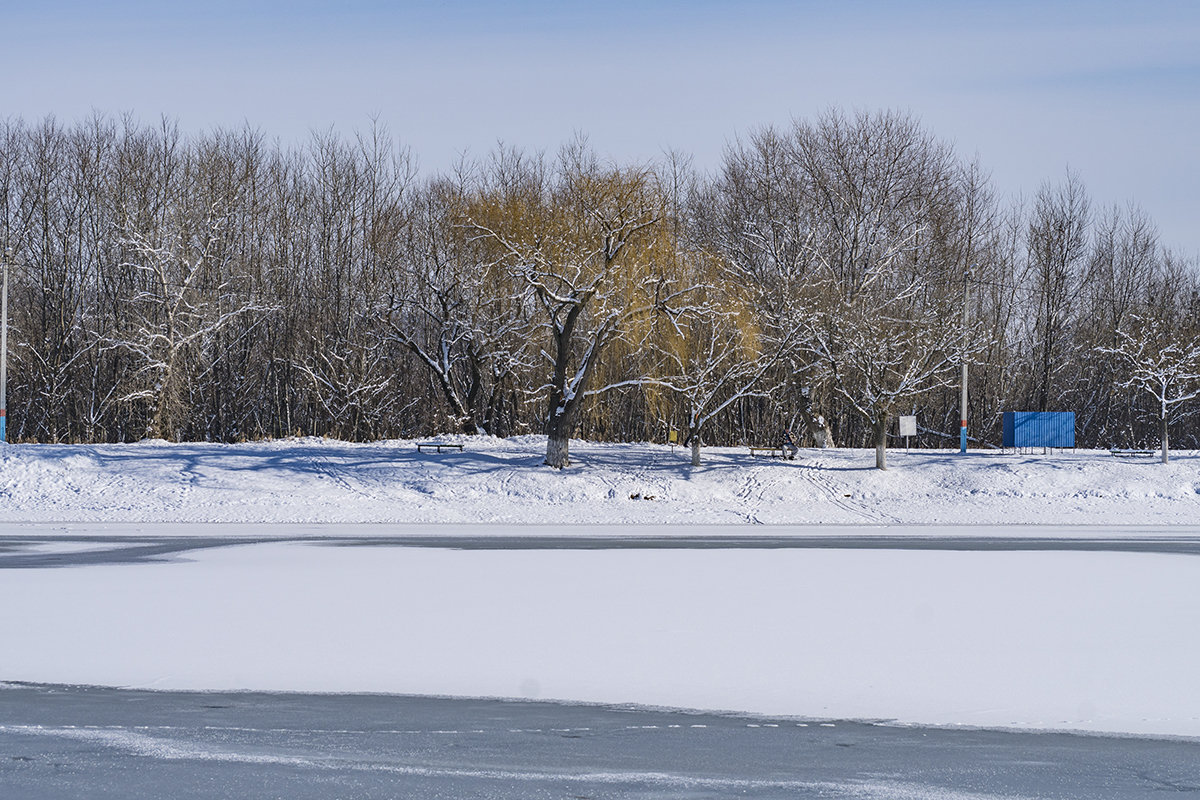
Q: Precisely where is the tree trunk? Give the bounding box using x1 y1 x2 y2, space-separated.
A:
460 415 486 436
543 309 590 470
1161 408 1169 464
800 406 834 448
148 367 176 441
545 413 571 468
544 398 584 468
815 415 833 448
544 378 591 468
874 414 888 470
690 431 702 467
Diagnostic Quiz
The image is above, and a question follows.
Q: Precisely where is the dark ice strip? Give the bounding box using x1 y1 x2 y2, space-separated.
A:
1 530 1199 568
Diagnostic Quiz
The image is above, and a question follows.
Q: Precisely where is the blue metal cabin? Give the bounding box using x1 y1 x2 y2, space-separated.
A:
1002 412 1075 449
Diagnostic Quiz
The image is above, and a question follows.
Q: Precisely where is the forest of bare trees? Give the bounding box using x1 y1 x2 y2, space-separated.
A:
1 110 1198 464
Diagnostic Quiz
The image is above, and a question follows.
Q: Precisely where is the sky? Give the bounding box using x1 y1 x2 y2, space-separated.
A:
2 0 1198 255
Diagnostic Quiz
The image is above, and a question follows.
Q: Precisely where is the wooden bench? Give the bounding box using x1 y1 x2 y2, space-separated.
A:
417 442 464 454
749 445 785 458
1110 448 1155 458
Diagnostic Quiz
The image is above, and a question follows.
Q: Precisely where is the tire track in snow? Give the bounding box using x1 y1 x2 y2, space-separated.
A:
799 454 899 524
305 454 383 504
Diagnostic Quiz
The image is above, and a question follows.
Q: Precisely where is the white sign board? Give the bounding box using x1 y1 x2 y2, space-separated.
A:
898 416 917 437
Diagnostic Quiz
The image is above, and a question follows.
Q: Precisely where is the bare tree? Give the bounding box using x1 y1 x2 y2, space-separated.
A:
1025 171 1090 412
1097 315 1200 463
112 200 270 440
806 272 979 469
699 127 832 447
386 171 533 435
467 141 668 468
789 110 976 467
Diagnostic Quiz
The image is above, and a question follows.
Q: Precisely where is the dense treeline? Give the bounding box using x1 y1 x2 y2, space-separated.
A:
0 111 1197 464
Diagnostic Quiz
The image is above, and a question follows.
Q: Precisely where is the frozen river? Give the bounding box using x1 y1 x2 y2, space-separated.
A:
2 525 1199 797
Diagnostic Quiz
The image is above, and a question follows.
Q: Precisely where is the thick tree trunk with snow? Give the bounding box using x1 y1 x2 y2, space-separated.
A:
690 432 702 467
814 422 832 449
545 422 572 469
544 383 589 468
793 390 833 449
873 414 888 470
543 390 583 469
144 331 184 441
543 332 592 469
148 382 172 440
544 374 590 468
543 317 590 469
801 407 834 448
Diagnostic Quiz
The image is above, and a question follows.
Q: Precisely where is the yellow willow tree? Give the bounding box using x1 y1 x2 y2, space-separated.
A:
465 142 681 468
649 248 799 466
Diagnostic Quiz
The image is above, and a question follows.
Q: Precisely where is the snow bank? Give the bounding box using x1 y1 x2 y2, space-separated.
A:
0 436 1196 525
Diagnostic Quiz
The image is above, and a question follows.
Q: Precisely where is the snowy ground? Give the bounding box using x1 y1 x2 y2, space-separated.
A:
0 435 1196 525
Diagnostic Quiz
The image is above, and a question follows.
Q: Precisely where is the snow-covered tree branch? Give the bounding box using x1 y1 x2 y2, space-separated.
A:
464 140 669 468
1096 315 1200 463
109 201 273 440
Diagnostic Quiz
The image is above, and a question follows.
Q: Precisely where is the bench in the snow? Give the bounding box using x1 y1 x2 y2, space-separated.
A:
417 442 464 454
1110 448 1155 458
748 445 785 458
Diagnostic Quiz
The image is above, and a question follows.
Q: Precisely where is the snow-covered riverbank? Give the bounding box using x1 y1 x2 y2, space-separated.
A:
0 435 1196 525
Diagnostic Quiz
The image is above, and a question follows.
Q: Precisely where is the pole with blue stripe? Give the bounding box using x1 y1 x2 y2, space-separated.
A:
959 266 972 454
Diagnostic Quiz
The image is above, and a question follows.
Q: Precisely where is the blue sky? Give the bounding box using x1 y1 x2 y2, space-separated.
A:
3 0 1198 255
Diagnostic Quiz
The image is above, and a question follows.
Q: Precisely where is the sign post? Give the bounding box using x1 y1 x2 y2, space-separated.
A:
899 415 917 452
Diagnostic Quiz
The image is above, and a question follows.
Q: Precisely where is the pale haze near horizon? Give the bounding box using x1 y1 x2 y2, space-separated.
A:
2 0 1198 257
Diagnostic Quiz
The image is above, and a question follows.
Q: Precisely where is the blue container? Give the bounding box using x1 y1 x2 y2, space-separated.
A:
1002 412 1075 449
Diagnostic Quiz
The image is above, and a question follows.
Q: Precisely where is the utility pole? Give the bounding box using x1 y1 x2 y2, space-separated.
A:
959 266 971 454
1 248 8 445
